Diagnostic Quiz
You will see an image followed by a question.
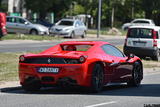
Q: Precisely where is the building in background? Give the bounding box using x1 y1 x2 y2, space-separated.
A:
1 0 54 24
2 0 26 18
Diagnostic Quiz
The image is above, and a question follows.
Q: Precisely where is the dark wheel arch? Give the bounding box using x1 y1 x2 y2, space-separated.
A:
22 77 41 92
81 30 86 38
127 61 143 87
30 29 38 35
90 63 104 93
70 31 75 38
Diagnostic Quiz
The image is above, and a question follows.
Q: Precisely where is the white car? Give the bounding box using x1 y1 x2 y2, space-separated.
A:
122 19 155 30
49 19 87 38
6 16 49 35
123 26 160 61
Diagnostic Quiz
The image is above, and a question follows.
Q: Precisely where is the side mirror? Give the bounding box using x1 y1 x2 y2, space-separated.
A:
55 23 58 25
126 53 134 61
24 22 29 25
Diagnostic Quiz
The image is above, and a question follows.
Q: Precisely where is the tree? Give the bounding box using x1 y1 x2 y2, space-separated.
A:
141 0 160 25
108 0 125 27
24 0 54 19
24 0 73 20
0 0 7 12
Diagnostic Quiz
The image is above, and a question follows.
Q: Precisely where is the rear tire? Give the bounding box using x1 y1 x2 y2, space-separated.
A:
127 62 143 87
22 77 41 92
30 29 38 35
70 32 75 38
81 31 86 38
152 50 160 61
90 64 104 93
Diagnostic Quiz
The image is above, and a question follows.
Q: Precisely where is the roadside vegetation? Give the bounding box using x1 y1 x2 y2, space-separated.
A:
2 34 62 41
87 29 127 36
0 49 160 82
23 0 160 27
1 29 127 41
0 51 40 82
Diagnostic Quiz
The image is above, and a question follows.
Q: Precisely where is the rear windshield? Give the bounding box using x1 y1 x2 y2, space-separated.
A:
58 20 73 26
61 45 92 51
128 28 158 38
133 21 149 24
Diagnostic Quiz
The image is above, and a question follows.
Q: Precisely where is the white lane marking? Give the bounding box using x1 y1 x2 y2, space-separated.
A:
85 101 117 107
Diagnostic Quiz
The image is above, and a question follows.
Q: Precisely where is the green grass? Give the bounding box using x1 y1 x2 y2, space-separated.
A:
87 28 127 36
142 60 160 68
0 52 40 82
1 28 127 41
2 34 62 41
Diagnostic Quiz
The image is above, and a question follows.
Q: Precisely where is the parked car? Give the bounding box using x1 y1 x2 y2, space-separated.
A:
19 41 143 93
49 19 87 38
122 19 155 30
30 18 54 28
6 16 49 35
123 26 160 61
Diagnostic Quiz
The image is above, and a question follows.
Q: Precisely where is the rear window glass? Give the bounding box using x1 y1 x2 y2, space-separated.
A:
58 21 73 26
61 45 92 51
128 28 158 38
133 21 149 24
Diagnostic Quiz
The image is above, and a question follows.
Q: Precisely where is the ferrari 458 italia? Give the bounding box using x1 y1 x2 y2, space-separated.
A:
19 41 143 92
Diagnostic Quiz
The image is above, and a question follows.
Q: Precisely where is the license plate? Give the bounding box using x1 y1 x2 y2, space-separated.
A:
37 67 59 73
133 42 145 47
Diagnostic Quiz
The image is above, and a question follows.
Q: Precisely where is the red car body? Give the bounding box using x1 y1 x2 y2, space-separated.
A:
19 41 143 92
0 12 7 36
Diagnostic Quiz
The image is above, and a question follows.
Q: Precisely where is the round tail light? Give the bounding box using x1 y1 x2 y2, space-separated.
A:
79 56 87 63
19 55 25 62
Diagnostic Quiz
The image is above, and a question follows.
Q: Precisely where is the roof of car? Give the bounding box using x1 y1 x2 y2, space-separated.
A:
129 25 160 30
60 41 109 45
7 16 23 18
61 19 76 21
60 18 82 22
133 18 153 21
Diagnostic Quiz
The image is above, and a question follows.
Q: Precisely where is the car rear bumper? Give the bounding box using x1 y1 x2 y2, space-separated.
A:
19 63 91 87
123 45 158 57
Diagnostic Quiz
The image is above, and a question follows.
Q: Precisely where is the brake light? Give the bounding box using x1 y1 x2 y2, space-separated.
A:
153 39 157 47
79 55 87 63
152 30 157 47
19 55 25 62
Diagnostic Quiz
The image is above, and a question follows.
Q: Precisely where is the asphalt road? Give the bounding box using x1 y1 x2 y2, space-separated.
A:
0 38 124 52
0 72 160 107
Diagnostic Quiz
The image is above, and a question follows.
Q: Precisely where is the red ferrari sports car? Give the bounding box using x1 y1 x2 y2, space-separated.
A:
19 41 143 92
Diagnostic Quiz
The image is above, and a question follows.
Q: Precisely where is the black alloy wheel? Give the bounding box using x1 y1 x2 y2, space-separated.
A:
127 62 143 87
90 64 104 93
22 77 41 92
30 29 38 35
